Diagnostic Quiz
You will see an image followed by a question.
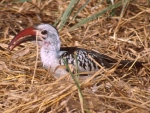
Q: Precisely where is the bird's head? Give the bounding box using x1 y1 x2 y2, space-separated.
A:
8 23 61 52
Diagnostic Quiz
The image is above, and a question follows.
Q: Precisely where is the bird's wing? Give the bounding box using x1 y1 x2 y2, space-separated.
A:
59 47 144 70
59 47 119 71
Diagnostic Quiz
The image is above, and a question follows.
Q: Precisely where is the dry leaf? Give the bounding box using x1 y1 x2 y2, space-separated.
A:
0 61 11 71
12 47 30 59
0 43 8 49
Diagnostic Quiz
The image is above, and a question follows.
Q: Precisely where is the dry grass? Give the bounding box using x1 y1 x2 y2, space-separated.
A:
0 0 150 113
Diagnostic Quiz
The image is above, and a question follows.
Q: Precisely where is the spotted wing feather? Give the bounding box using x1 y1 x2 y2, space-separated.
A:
59 47 117 72
59 47 144 72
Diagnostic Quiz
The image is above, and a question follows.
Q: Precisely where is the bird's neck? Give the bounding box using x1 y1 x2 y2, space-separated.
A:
40 46 69 78
40 46 59 71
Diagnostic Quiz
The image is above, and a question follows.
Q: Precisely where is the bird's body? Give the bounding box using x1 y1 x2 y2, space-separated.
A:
8 24 144 78
59 47 100 72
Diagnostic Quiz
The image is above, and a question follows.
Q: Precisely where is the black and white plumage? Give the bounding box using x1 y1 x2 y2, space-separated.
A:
59 47 101 72
8 24 144 78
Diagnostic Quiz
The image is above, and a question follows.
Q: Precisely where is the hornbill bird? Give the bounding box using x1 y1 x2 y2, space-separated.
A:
8 24 144 78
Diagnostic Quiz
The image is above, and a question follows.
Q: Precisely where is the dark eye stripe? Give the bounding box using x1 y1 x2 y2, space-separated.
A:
41 30 47 35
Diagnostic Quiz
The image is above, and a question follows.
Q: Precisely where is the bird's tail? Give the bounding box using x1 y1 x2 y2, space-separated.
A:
117 60 144 69
94 52 145 69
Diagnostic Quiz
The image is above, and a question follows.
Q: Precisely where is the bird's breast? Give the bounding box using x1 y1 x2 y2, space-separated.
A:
40 47 59 70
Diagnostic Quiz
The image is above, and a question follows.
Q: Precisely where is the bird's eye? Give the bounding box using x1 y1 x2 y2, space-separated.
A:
41 30 47 35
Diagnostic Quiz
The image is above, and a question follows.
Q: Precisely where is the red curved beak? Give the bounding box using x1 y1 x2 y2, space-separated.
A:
8 27 36 51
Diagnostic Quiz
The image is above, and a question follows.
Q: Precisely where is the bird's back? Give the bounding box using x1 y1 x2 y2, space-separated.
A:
59 47 144 72
59 47 116 72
